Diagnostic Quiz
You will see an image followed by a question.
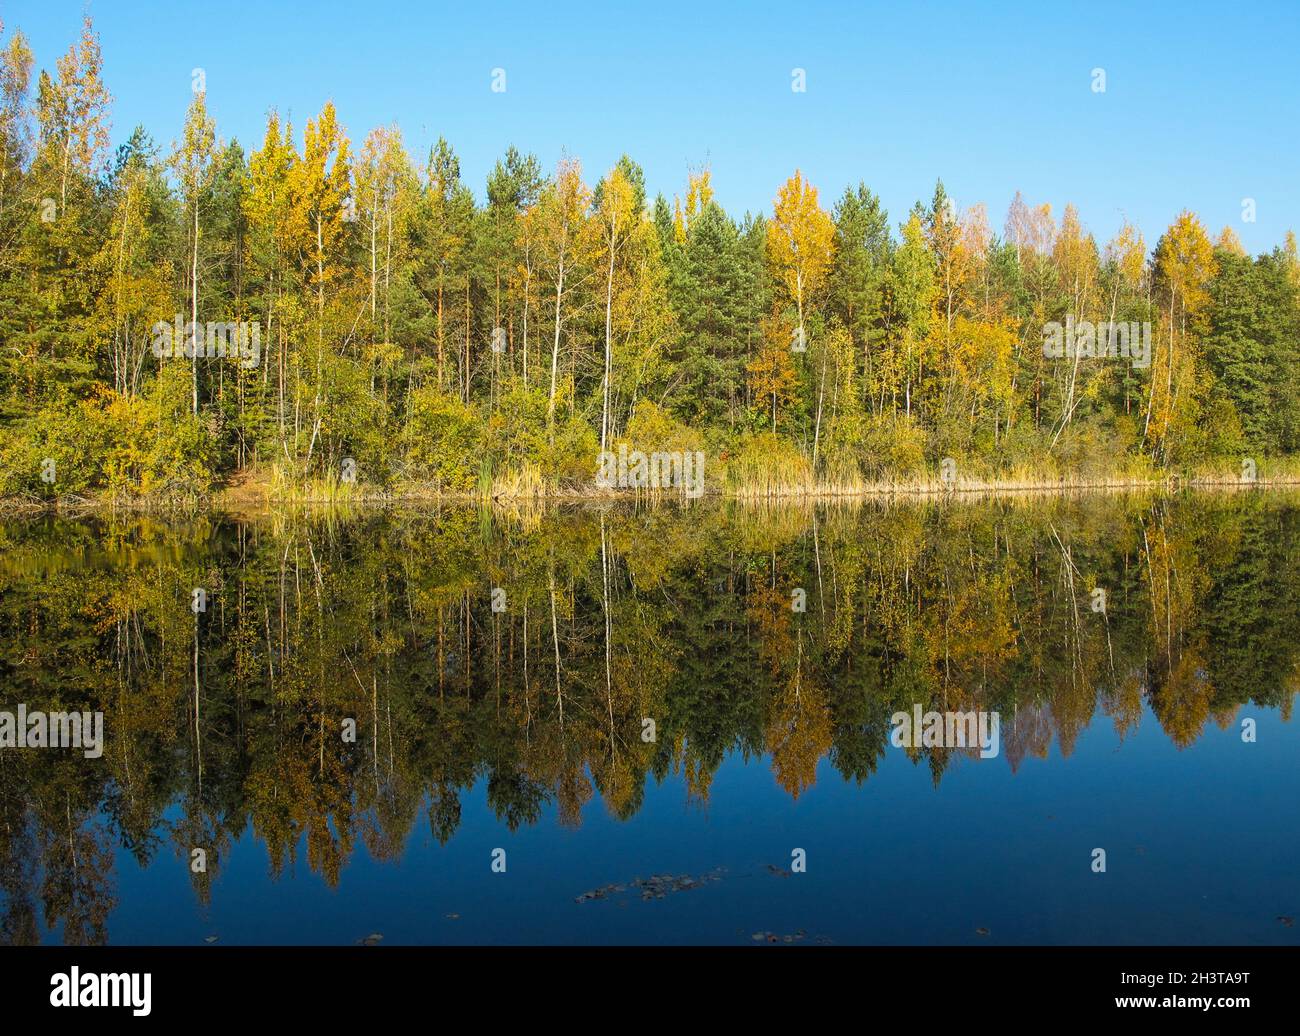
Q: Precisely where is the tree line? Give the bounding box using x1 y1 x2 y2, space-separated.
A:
3 15 1300 502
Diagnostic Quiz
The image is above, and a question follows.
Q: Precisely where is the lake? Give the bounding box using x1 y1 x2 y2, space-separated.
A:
1 492 1297 945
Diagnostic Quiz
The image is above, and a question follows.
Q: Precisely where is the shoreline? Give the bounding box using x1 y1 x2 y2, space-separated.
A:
5 475 1300 517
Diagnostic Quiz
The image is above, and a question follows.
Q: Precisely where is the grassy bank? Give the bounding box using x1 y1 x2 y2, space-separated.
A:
8 460 1300 516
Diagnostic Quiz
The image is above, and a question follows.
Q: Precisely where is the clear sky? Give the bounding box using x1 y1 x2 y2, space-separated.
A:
5 0 1297 253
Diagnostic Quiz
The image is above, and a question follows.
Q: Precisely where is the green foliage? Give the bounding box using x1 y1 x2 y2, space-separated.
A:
401 387 481 490
1205 248 1300 454
0 355 214 500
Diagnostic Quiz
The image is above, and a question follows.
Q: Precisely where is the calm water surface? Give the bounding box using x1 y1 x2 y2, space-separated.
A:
1 493 1297 945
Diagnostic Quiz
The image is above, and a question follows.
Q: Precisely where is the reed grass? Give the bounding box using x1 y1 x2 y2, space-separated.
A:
22 456 1300 513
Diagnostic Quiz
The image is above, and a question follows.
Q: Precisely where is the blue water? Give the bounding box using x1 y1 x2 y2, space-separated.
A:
97 704 1297 946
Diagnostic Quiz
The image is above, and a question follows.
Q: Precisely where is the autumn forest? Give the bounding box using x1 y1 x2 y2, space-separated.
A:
2 16 1300 505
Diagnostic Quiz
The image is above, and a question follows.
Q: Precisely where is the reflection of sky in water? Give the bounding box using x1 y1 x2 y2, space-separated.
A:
90 703 1297 946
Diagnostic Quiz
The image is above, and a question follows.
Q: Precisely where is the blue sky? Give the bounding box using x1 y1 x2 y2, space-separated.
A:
5 0 1297 253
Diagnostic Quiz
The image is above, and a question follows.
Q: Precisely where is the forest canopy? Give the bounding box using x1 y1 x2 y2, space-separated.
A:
2 15 1299 503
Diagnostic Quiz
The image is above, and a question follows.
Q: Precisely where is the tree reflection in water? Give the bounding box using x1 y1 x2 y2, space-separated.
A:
1 491 1297 943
